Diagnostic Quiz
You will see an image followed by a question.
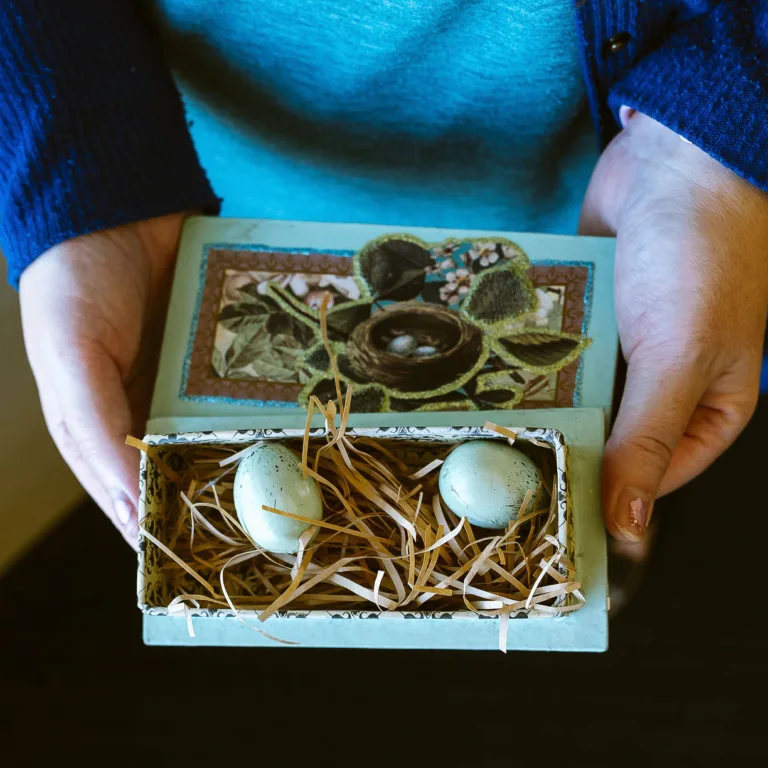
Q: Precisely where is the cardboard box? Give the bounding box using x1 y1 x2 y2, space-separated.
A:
139 218 617 651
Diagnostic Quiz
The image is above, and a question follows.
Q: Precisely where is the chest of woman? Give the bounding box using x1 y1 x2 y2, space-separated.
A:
152 0 587 145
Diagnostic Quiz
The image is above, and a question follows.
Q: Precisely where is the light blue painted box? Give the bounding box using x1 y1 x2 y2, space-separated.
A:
140 218 619 652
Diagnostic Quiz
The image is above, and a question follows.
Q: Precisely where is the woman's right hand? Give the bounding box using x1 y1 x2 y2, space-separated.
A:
19 213 187 548
580 113 768 542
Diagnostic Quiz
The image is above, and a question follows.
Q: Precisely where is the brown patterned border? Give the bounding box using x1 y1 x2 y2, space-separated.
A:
516 264 589 409
184 247 589 408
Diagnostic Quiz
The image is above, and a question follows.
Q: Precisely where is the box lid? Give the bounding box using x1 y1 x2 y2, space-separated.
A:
148 217 618 435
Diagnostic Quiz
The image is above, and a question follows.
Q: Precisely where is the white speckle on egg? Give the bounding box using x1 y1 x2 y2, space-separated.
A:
387 334 417 356
438 441 540 529
233 442 323 553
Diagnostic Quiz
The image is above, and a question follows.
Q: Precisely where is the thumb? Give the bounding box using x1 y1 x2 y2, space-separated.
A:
603 352 706 542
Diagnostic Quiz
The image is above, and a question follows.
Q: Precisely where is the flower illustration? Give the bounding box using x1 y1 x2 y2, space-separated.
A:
251 272 361 302
430 242 462 261
438 267 472 305
315 274 361 300
303 290 333 310
534 287 556 326
220 270 359 321
466 241 523 272
470 244 500 267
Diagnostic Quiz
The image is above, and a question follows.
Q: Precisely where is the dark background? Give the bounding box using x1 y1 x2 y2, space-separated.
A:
2 399 766 767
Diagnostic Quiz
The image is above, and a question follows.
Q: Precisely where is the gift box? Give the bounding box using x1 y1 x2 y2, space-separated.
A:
137 218 618 652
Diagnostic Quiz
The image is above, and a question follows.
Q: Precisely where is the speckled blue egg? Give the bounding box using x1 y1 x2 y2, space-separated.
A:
233 442 323 553
438 441 540 529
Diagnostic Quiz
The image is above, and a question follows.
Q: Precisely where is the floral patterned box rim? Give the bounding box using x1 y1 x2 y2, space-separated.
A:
137 424 571 621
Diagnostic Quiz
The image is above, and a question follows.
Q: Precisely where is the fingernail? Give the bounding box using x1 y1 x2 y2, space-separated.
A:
114 496 134 527
614 488 652 542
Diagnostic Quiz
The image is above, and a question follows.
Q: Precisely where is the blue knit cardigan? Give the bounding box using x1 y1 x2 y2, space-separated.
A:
0 1 766 287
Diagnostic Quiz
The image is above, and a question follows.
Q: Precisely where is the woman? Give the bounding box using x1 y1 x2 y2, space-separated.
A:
1 0 766 555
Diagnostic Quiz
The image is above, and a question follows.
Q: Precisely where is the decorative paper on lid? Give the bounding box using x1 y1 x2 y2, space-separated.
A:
149 219 617 434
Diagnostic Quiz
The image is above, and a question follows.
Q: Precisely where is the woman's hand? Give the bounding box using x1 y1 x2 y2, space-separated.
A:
19 214 187 548
581 113 768 542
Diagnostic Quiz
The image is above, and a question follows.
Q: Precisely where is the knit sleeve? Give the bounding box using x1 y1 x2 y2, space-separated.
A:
608 1 768 192
0 0 220 287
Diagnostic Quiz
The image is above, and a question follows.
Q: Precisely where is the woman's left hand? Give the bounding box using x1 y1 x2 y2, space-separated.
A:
580 112 768 543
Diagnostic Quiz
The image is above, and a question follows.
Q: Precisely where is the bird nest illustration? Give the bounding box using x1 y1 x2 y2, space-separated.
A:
209 235 591 412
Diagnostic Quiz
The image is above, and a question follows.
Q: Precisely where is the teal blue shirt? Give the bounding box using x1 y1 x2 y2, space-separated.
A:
153 0 598 234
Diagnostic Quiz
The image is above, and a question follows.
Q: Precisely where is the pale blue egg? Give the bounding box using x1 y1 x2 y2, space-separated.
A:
387 334 418 356
439 441 540 529
233 442 323 553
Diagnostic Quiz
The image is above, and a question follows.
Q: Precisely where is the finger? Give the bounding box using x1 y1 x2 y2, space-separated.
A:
603 351 708 542
35 342 140 549
657 408 749 497
43 407 138 549
657 360 761 495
